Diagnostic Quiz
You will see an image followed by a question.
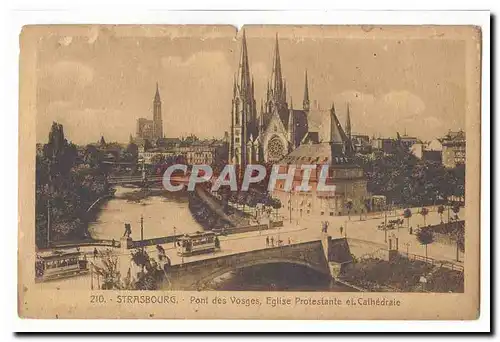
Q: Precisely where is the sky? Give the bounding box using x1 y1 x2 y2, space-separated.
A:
34 25 467 145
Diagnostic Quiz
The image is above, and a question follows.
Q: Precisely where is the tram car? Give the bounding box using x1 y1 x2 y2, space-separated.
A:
176 231 218 256
35 249 89 282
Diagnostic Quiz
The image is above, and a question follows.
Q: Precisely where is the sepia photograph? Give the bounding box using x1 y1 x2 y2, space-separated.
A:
17 23 482 320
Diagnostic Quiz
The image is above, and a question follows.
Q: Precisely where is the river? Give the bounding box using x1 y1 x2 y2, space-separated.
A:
88 186 203 241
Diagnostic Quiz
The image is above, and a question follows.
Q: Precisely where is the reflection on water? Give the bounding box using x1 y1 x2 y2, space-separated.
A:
208 263 357 292
88 186 203 241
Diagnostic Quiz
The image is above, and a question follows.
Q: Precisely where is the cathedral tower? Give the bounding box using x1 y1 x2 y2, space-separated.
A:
153 82 163 139
266 34 287 113
230 30 257 168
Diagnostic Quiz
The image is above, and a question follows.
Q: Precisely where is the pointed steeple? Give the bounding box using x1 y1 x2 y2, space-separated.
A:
237 30 251 97
271 33 284 102
154 82 161 102
303 70 310 111
346 103 352 140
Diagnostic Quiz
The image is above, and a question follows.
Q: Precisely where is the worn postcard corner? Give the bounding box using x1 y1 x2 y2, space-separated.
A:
18 24 481 320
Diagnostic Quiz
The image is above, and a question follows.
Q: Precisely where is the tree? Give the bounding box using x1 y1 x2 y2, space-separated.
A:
271 198 282 221
403 208 412 228
437 205 445 223
452 221 465 261
126 142 139 161
420 207 429 226
92 249 124 290
416 226 435 260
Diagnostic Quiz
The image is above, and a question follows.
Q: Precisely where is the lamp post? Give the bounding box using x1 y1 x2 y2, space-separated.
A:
140 215 144 252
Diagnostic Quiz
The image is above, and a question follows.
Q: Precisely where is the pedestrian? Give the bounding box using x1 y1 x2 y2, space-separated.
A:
409 226 413 235
288 237 291 245
270 236 274 247
111 238 115 247
266 236 269 247
340 226 343 236
93 248 98 260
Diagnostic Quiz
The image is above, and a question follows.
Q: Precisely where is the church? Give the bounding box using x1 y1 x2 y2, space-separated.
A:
229 31 370 216
229 32 353 166
229 32 310 167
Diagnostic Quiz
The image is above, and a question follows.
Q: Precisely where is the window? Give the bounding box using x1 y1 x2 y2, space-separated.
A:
329 212 334 216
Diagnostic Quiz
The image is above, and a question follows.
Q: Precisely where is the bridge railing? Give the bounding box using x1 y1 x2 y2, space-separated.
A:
398 251 464 272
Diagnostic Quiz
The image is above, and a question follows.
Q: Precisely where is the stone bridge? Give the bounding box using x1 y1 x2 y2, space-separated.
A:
164 237 353 290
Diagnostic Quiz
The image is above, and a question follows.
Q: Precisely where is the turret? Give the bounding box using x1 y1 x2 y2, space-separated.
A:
288 97 295 149
303 70 310 112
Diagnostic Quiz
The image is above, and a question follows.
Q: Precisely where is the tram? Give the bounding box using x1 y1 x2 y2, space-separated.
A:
176 231 219 256
35 249 89 282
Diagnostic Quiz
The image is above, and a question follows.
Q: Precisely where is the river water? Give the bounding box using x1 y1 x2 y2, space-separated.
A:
88 186 202 241
89 186 356 292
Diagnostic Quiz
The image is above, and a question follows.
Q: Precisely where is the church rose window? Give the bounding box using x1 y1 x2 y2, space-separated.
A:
267 136 285 161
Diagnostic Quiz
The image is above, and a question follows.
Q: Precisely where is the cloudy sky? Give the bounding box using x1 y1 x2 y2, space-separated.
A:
35 25 467 145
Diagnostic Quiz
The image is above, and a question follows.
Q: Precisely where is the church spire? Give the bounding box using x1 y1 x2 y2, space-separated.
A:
303 70 310 111
346 103 352 140
153 82 163 139
237 30 251 97
271 33 284 103
154 82 161 102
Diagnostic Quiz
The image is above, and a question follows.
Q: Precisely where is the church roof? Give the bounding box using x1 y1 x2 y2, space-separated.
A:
306 108 350 143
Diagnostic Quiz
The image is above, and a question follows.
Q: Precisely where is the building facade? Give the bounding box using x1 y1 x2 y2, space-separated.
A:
138 139 228 166
439 130 466 168
272 105 369 218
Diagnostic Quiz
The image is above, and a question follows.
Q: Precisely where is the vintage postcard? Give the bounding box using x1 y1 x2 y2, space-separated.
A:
18 24 481 320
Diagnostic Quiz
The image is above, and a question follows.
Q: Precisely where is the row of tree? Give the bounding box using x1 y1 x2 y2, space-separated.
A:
355 147 465 207
36 123 113 247
404 204 464 261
